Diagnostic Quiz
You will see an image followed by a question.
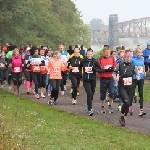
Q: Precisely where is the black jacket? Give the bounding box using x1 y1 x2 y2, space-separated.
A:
67 56 83 76
79 57 101 81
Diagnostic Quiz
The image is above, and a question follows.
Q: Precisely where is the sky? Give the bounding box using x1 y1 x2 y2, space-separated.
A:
73 0 150 24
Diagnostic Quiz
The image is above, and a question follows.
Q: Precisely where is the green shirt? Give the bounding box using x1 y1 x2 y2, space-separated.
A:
6 51 13 59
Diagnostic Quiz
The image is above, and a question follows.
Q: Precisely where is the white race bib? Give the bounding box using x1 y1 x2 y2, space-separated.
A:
104 65 112 69
14 67 21 73
85 67 93 73
123 77 132 85
72 67 79 73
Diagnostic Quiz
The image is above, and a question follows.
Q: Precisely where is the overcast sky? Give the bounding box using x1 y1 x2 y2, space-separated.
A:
73 0 149 24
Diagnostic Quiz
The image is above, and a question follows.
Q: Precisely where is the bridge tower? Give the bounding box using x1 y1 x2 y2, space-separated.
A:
109 14 119 50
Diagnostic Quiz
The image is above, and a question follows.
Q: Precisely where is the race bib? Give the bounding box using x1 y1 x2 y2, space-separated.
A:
14 67 21 73
104 65 112 69
137 66 144 73
72 67 79 72
54 67 60 72
0 63 4 67
123 77 132 85
33 66 40 72
85 67 93 73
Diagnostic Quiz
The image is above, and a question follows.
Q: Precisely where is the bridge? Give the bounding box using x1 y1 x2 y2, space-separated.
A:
90 16 150 48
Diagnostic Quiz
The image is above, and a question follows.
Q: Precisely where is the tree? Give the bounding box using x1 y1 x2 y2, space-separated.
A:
0 0 90 49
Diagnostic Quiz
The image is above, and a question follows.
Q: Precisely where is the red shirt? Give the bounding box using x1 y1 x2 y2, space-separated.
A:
97 56 116 78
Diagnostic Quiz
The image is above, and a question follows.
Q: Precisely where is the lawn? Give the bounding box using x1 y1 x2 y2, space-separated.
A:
0 89 150 150
96 82 150 103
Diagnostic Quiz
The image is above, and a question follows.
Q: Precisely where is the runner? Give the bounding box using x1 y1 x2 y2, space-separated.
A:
0 51 7 87
114 52 140 126
59 43 69 95
39 48 49 98
97 47 117 113
9 48 23 94
24 47 32 94
67 48 83 105
79 50 101 116
47 51 68 105
132 47 146 116
29 47 45 99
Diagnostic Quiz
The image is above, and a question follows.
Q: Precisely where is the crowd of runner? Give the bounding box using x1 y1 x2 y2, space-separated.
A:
0 42 149 126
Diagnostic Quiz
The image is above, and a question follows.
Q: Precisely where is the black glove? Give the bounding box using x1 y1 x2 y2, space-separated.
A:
104 67 114 72
96 69 105 73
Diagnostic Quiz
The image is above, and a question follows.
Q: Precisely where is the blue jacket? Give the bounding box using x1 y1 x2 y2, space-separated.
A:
143 48 150 62
116 57 124 64
132 55 144 79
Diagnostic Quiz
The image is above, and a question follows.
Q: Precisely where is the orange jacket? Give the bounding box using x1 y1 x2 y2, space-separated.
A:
48 58 68 79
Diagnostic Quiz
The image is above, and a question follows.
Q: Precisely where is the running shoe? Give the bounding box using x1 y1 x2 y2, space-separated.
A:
88 109 94 116
54 101 57 105
72 99 76 105
41 93 45 98
33 89 36 95
64 86 67 91
48 92 51 97
101 107 106 114
119 117 125 126
70 88 73 93
107 106 113 113
60 91 64 95
129 107 133 115
117 106 122 111
139 110 146 116
35 94 40 99
48 98 53 105
77 91 80 96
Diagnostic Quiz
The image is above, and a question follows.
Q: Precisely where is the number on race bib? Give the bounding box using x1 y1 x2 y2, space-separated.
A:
14 67 21 73
54 67 60 72
72 67 79 73
104 65 112 69
85 67 93 73
123 77 132 85
33 66 40 72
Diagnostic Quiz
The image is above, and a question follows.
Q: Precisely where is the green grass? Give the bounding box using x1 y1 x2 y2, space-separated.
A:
96 82 150 102
0 89 150 150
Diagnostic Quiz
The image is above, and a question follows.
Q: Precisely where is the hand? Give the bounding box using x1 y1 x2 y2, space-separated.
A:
69 64 72 69
116 74 119 81
144 72 146 76
27 64 30 67
9 63 12 67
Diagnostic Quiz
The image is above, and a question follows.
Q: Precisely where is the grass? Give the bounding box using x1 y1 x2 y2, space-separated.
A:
96 82 150 103
0 89 150 150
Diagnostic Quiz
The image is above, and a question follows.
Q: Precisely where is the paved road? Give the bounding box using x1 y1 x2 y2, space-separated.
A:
3 81 150 136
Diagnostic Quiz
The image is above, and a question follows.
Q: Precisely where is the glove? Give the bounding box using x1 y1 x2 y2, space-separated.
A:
96 69 105 73
104 67 114 72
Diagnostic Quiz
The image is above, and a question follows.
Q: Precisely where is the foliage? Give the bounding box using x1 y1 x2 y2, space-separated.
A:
0 0 90 49
1 89 150 149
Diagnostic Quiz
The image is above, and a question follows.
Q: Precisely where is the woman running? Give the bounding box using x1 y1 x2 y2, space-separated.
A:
28 47 45 99
132 47 146 116
47 51 68 105
39 48 49 98
0 51 7 87
79 50 101 116
24 47 32 94
9 48 23 94
67 48 83 105
115 52 140 126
